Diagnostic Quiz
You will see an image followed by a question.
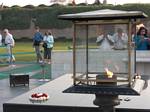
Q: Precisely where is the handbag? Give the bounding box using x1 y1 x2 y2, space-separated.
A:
42 42 47 48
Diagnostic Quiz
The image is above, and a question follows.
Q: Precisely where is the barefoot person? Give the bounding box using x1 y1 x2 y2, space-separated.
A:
3 29 15 65
43 30 54 64
33 26 43 63
112 28 128 50
0 32 2 46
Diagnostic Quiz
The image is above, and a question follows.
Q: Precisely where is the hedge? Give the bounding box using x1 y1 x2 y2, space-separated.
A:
0 4 150 30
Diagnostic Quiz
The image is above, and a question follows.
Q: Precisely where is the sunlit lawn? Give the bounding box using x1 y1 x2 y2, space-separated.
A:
0 41 72 62
0 41 98 62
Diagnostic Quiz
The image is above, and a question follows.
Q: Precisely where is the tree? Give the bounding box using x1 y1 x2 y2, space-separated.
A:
0 3 4 9
23 5 35 9
11 5 21 8
38 4 48 8
103 0 107 5
50 3 63 7
77 3 87 6
67 0 76 6
93 0 101 5
72 0 76 6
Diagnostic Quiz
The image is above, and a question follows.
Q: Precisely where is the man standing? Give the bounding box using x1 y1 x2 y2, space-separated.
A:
4 29 15 65
113 28 128 50
33 26 43 63
0 32 2 46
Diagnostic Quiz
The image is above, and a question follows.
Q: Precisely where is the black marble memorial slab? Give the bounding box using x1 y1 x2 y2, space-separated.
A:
3 74 150 112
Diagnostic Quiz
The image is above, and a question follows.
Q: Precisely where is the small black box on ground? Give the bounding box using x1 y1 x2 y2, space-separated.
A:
9 74 29 87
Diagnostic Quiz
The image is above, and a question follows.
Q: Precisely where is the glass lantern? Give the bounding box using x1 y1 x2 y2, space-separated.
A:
59 9 148 95
74 21 133 86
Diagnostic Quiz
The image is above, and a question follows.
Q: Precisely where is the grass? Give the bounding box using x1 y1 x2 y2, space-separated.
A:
53 41 72 50
0 41 72 62
0 41 63 79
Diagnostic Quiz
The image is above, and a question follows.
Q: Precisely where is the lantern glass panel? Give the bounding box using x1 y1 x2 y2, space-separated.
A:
75 23 135 86
75 25 87 78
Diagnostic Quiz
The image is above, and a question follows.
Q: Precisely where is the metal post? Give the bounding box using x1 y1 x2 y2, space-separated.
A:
128 19 132 86
86 24 89 84
73 22 76 85
9 46 13 65
133 19 137 73
39 63 49 82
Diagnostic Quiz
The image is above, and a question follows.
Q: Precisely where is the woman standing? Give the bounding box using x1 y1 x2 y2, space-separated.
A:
43 31 54 64
134 27 150 50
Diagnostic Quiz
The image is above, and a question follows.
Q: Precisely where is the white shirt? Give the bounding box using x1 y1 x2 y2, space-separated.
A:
96 34 113 50
0 34 2 46
43 35 54 48
5 33 15 47
113 33 128 50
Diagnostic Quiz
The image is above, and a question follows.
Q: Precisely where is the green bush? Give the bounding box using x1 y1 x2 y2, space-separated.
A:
0 4 150 30
0 8 31 30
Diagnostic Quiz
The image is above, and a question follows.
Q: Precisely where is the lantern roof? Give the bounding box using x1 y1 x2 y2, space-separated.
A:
58 9 148 21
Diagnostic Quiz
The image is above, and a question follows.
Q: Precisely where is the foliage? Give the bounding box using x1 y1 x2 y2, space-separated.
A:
0 4 150 30
11 5 21 8
0 8 31 30
23 5 35 9
38 4 49 8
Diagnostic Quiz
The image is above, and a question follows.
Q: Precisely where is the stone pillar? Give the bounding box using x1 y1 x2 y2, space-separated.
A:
93 75 120 112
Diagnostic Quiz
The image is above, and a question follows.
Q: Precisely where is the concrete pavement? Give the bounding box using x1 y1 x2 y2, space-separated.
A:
0 51 73 112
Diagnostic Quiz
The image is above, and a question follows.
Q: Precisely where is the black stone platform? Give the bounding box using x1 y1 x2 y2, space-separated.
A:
63 85 139 95
3 74 150 112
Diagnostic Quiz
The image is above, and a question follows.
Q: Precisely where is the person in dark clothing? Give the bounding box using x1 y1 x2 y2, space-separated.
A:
33 26 43 63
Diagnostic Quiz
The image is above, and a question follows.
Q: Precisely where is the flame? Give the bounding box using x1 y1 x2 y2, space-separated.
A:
105 68 113 78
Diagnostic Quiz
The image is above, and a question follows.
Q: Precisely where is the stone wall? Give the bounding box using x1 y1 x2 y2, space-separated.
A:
8 27 73 39
0 20 73 39
1 20 150 40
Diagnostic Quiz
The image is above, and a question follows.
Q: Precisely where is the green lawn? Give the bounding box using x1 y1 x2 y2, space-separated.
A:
0 41 72 62
14 41 72 51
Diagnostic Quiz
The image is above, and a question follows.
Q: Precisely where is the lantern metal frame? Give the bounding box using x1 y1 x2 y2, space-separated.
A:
58 9 148 95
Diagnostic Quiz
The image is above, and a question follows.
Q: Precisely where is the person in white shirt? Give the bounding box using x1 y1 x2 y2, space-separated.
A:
4 29 15 65
96 33 114 50
112 28 128 50
43 30 54 64
0 33 2 46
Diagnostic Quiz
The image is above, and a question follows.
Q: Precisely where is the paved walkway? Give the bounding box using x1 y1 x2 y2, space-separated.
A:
0 78 48 112
1 50 150 112
0 51 72 112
